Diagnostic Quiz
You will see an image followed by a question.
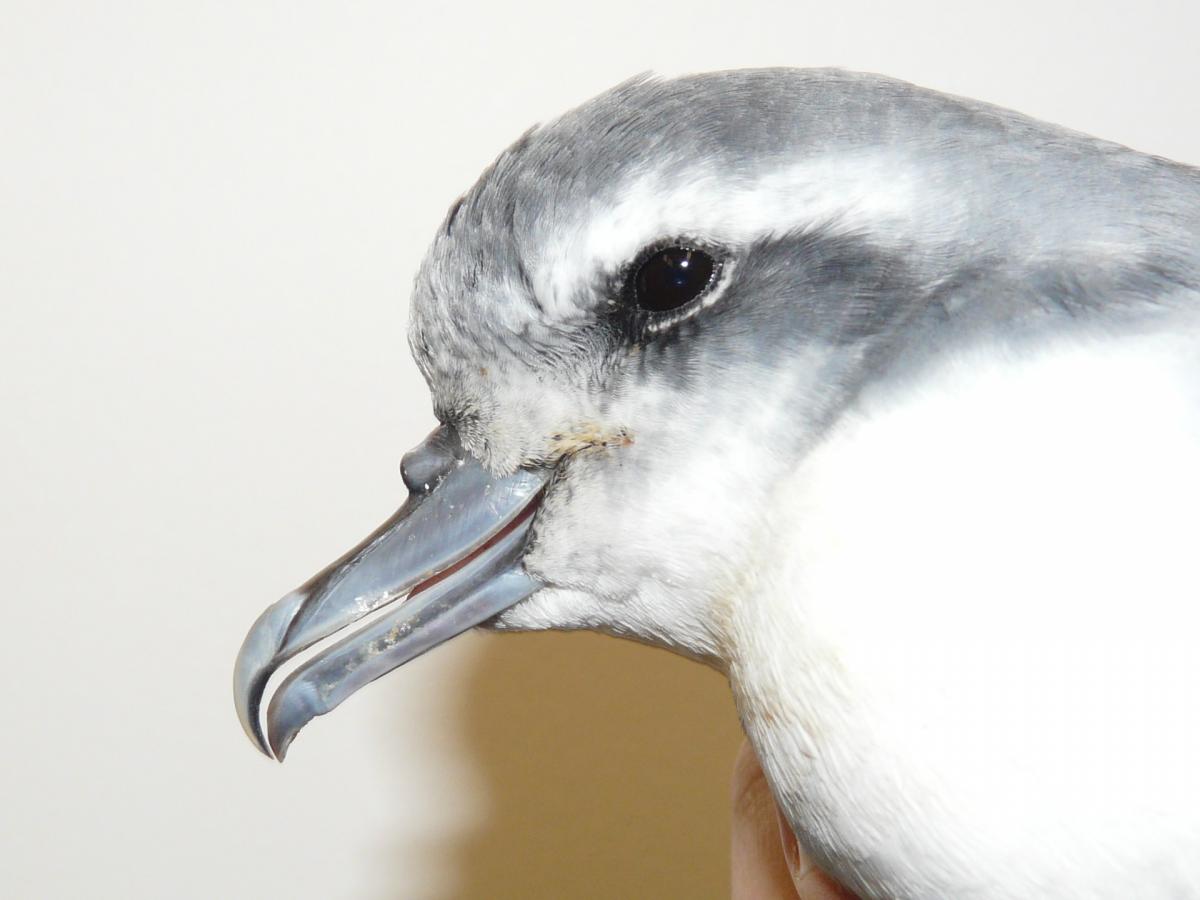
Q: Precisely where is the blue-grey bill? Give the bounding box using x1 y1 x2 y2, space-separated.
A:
233 427 550 760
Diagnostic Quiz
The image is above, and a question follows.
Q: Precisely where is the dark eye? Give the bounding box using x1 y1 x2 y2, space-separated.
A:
631 246 718 312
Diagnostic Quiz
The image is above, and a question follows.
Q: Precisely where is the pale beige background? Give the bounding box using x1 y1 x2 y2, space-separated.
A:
3 1 1198 897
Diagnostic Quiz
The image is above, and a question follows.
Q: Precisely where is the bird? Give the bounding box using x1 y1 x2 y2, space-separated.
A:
235 69 1200 898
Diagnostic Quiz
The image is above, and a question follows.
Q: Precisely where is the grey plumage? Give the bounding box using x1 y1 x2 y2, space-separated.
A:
410 68 1200 470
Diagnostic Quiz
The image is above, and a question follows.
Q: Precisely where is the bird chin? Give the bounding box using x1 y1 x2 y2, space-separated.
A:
483 582 733 675
232 427 552 761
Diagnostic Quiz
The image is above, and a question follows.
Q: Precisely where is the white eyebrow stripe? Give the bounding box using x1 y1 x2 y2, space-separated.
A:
535 152 949 319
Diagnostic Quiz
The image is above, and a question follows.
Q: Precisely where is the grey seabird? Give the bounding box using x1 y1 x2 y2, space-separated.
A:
235 69 1200 897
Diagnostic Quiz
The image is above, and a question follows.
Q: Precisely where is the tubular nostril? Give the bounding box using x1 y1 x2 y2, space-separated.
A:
400 426 463 494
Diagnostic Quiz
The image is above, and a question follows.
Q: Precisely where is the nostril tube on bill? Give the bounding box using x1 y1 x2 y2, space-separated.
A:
234 421 551 759
401 426 464 495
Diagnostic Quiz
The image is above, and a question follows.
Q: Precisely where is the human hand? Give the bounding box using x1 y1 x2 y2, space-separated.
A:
731 740 859 899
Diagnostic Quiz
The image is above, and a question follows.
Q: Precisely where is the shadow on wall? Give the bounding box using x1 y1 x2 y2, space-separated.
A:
409 630 744 899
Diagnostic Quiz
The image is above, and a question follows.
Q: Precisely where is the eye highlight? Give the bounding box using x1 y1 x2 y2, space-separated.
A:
629 246 718 312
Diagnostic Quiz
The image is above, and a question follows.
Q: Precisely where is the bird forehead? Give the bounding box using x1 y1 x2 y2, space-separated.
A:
412 66 1118 398
413 72 962 349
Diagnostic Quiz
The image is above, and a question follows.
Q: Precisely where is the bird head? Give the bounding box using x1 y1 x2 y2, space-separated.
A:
235 68 1190 760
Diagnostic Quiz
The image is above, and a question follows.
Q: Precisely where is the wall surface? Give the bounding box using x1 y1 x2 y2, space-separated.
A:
3 1 1198 897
